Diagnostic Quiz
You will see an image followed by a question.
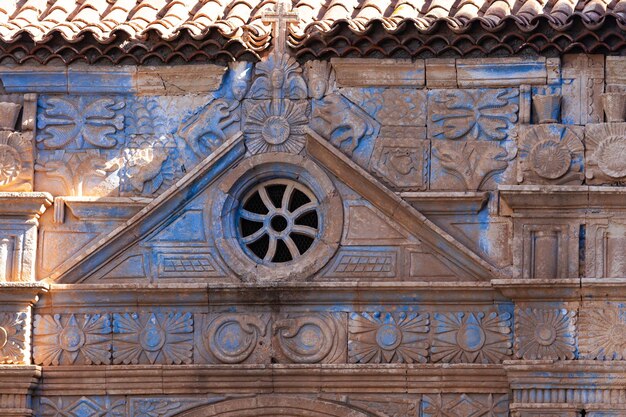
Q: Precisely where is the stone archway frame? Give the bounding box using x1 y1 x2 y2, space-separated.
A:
174 395 371 417
211 152 343 283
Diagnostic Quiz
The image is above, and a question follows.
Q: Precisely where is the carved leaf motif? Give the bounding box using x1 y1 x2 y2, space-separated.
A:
33 313 111 366
430 89 518 140
38 96 125 149
0 311 26 364
203 314 267 364
248 52 307 99
348 311 429 364
273 313 346 363
514 308 576 360
431 312 512 364
432 141 513 190
112 312 193 365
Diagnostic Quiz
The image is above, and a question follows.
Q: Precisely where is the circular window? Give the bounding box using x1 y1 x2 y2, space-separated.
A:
212 153 343 282
238 179 319 263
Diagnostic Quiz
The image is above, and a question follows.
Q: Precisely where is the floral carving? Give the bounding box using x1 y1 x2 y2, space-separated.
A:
200 314 268 364
112 312 193 365
248 52 307 100
39 396 125 417
0 131 31 191
133 399 183 417
243 99 309 154
514 308 576 360
0 311 27 364
348 311 429 364
422 394 509 417
37 96 125 149
35 150 118 196
311 93 378 157
431 141 514 191
579 304 626 360
428 89 518 141
585 123 626 184
273 312 346 363
431 312 512 363
517 124 584 185
33 314 111 365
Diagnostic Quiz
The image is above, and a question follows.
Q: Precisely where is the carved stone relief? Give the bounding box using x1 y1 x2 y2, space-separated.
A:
0 311 27 364
514 307 576 360
428 89 519 141
585 123 626 184
431 311 513 364
0 95 35 192
370 132 429 191
37 396 125 417
517 124 584 185
422 394 509 417
561 54 604 125
112 311 193 365
348 311 429 363
579 303 626 360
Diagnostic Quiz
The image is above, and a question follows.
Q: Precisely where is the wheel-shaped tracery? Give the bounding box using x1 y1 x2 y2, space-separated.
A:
238 179 319 263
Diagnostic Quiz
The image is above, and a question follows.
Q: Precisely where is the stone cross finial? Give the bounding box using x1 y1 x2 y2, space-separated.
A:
262 0 298 54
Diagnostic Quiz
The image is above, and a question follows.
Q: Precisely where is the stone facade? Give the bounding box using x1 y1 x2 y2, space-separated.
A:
3 1 626 416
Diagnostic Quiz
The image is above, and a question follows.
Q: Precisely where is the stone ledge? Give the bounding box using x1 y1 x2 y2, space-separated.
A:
36 364 508 396
0 193 52 218
492 278 626 301
400 192 488 215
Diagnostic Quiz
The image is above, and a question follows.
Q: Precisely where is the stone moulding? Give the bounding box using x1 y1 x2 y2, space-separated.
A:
0 365 41 417
35 363 508 396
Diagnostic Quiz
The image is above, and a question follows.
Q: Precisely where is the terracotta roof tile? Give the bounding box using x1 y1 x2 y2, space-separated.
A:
1 0 626 63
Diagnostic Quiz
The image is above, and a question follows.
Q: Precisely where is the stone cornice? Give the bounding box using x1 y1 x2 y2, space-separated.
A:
492 278 626 302
36 364 508 396
36 282 506 311
0 283 49 306
400 192 489 215
0 192 52 219
499 185 626 215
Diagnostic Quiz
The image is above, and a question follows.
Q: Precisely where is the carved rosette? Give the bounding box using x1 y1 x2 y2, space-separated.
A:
514 308 576 360
243 99 308 154
112 312 193 365
579 304 626 360
585 123 626 184
517 124 584 185
197 314 268 364
273 312 346 364
348 311 429 364
33 314 111 365
431 312 512 363
0 311 27 364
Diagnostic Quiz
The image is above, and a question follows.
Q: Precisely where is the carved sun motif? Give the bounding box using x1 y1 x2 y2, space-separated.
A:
244 99 308 154
112 312 193 365
597 135 626 178
579 306 626 360
348 311 429 363
0 312 26 364
431 312 512 363
33 314 111 365
514 308 576 360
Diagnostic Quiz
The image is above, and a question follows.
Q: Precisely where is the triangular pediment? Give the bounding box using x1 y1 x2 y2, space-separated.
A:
49 130 500 284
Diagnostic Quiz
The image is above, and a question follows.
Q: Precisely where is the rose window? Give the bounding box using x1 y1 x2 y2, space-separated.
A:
238 179 320 263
